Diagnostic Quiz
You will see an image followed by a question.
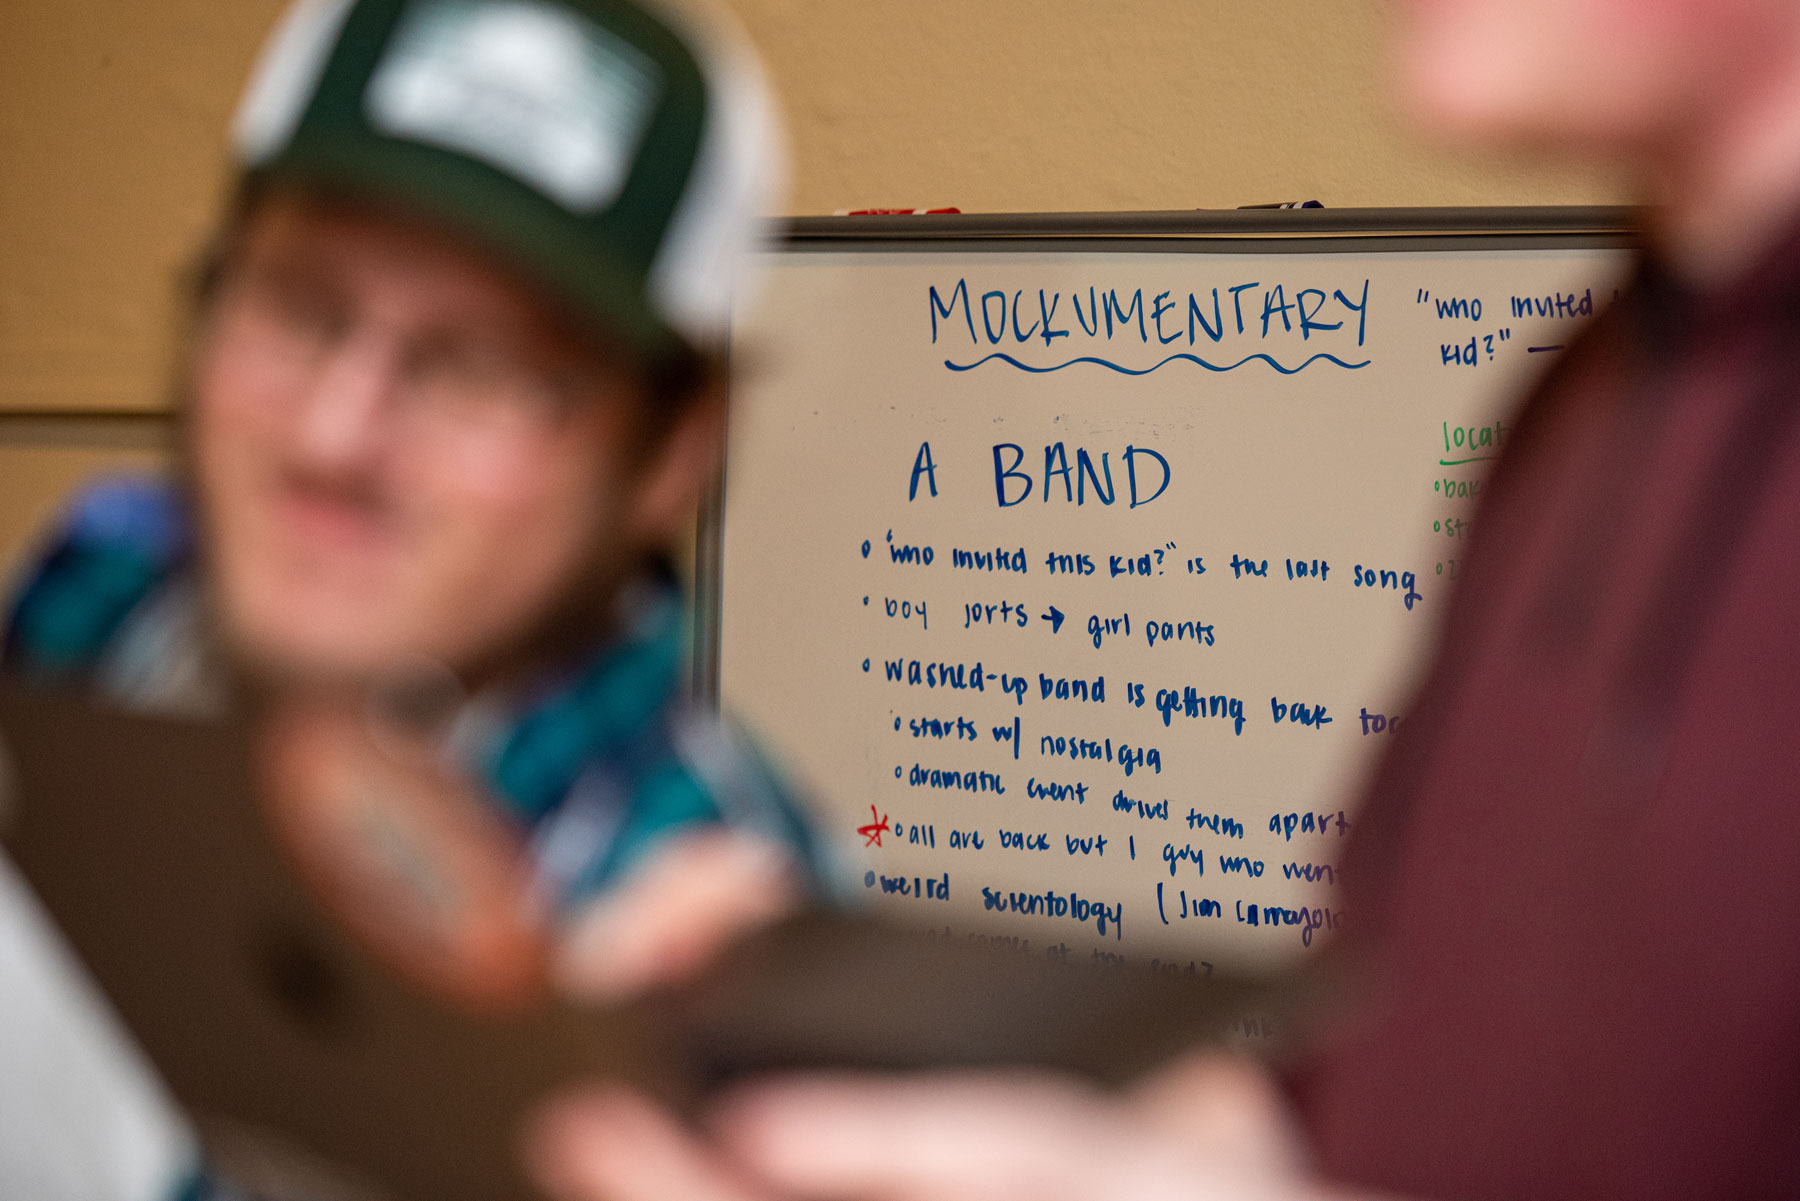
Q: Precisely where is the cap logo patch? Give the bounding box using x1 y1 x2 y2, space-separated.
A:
365 0 661 212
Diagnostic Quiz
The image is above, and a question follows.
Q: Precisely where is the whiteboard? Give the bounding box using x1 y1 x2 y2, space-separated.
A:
712 210 1632 976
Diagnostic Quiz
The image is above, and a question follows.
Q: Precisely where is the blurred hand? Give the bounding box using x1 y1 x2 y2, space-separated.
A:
523 1051 1343 1201
552 828 804 1003
256 693 803 1011
257 693 549 1013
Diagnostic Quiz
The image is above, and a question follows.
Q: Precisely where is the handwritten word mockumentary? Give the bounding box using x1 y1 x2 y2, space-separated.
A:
928 279 1371 375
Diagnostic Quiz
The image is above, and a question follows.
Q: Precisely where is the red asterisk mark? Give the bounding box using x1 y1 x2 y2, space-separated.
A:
857 805 891 847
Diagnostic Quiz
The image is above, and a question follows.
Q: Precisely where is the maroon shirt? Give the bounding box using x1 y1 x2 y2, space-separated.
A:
1295 238 1800 1200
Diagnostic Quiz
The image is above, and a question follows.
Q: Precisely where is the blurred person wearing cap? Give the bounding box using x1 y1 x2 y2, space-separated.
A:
0 0 825 1197
526 3 1800 1201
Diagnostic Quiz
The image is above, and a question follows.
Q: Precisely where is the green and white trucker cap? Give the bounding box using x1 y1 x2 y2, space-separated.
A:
231 0 785 370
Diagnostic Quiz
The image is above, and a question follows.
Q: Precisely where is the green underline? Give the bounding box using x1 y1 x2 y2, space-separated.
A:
1439 455 1499 466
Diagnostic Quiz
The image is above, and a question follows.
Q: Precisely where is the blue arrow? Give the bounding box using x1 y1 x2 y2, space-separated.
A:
1041 605 1065 634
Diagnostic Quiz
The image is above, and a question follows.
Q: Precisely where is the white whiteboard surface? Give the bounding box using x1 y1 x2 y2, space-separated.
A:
719 226 1630 976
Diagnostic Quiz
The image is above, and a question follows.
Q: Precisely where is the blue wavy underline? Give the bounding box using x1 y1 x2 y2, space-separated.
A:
944 351 1371 375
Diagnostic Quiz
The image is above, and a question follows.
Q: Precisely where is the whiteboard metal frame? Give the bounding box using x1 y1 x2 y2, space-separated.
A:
693 206 1640 704
777 206 1641 246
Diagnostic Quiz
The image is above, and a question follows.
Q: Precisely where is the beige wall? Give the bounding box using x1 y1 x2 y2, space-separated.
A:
736 0 1628 215
0 0 1629 569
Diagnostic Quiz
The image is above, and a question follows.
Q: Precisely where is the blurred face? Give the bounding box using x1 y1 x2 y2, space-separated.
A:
1394 0 1794 155
189 192 679 683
